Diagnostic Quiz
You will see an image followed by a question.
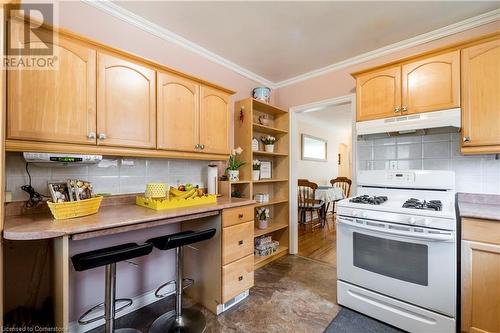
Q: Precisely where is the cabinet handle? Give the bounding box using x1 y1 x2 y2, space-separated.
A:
87 132 96 139
98 133 107 140
200 144 205 150
463 136 471 143
238 213 244 219
195 144 200 149
238 276 243 281
402 106 408 112
394 107 401 113
238 240 243 245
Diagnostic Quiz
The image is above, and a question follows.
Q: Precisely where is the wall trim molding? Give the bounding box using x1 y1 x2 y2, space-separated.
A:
82 1 499 89
275 9 500 88
82 0 275 88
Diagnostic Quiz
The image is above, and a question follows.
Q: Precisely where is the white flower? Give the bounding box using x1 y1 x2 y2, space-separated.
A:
235 147 243 155
231 148 236 155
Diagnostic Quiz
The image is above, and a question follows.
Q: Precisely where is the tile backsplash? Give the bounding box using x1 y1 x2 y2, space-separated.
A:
6 153 211 201
357 131 500 194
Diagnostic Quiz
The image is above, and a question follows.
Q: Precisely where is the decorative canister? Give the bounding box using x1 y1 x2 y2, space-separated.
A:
228 170 240 182
258 220 269 230
264 144 275 153
252 170 260 181
252 87 271 103
145 183 167 198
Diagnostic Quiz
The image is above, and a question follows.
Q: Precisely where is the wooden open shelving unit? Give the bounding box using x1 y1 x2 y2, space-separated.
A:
234 98 289 269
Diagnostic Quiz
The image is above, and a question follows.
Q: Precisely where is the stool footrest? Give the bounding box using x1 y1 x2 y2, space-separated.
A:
78 298 133 325
155 278 194 298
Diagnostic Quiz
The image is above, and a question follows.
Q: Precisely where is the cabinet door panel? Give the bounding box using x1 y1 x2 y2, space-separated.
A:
8 20 96 144
157 72 199 152
462 241 500 333
461 39 500 149
356 65 401 121
97 53 156 148
402 50 460 114
199 86 230 154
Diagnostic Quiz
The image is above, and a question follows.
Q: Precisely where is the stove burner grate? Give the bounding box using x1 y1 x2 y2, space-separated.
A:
349 195 388 205
402 198 442 211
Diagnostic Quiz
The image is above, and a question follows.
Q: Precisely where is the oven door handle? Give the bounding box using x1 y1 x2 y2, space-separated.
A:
336 217 455 242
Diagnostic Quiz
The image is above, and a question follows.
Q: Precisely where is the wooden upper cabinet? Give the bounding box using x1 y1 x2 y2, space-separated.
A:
97 52 156 149
402 50 460 114
461 38 500 152
356 65 401 121
199 86 230 154
157 72 200 152
7 20 97 144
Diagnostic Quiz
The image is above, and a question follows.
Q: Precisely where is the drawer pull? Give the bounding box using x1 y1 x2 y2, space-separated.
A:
238 240 243 245
238 213 244 219
238 276 243 281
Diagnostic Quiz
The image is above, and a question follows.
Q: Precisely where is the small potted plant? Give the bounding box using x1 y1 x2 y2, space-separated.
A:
256 207 270 229
261 135 276 153
226 147 245 182
252 160 261 181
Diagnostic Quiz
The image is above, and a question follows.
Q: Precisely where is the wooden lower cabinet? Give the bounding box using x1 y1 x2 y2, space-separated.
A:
461 218 500 333
222 254 254 303
222 221 253 265
221 205 255 304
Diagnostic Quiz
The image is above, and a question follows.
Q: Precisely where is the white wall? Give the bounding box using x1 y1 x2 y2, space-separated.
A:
296 105 352 185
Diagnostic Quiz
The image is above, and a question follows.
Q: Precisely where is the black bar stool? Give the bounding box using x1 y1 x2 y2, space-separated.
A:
147 228 216 333
72 242 153 333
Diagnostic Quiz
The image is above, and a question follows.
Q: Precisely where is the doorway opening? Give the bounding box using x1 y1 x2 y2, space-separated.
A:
289 94 356 266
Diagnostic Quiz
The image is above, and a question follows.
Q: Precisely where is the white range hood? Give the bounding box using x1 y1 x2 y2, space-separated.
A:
356 108 461 136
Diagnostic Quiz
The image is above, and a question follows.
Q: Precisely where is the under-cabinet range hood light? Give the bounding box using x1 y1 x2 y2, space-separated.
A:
23 152 102 167
356 108 461 136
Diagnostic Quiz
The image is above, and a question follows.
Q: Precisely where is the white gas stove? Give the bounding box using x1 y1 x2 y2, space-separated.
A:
336 170 457 333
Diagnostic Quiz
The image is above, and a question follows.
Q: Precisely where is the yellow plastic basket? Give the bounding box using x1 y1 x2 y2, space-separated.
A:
47 196 103 220
136 194 217 211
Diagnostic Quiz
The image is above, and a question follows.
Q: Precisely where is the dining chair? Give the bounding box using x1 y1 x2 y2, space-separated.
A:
327 177 352 216
298 179 326 229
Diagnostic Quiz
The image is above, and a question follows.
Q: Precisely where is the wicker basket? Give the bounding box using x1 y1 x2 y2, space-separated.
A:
47 196 103 220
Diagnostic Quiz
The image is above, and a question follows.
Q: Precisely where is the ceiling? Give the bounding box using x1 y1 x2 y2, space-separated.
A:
112 1 499 83
299 103 352 129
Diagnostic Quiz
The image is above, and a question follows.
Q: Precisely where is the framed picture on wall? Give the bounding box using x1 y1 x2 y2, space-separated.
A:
301 134 328 161
260 161 272 179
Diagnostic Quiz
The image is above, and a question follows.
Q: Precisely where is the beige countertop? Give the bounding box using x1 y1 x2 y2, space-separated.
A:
3 196 255 241
457 192 500 221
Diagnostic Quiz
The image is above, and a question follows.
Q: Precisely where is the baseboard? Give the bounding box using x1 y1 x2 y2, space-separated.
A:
68 283 177 333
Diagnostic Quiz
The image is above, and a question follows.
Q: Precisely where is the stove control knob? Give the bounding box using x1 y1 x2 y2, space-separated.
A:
423 219 431 226
409 217 416 224
351 210 358 217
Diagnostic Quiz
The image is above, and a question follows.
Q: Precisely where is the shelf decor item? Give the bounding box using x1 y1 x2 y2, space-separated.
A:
261 135 276 153
226 147 245 182
252 137 259 151
259 161 272 179
256 207 270 229
258 114 270 126
254 235 279 256
252 160 261 181
252 86 271 103
145 183 167 198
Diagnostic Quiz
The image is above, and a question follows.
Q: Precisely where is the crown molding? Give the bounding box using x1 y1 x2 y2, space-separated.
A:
274 9 500 88
82 1 498 90
82 0 276 88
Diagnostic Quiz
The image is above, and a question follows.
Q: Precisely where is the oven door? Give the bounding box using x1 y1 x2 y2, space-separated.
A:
336 215 456 317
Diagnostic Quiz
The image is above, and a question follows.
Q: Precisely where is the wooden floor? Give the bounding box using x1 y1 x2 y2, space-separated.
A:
298 214 337 267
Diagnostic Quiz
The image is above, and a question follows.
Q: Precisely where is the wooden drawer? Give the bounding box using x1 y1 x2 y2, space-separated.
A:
222 205 254 227
222 221 254 265
222 254 254 303
462 218 500 245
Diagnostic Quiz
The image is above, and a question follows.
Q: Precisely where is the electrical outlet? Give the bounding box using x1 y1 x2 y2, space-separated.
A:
389 161 397 170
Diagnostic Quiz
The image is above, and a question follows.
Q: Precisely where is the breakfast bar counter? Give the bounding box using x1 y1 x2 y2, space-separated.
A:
3 196 255 240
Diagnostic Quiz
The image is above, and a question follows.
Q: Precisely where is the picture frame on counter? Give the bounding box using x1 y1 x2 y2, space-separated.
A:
259 161 272 179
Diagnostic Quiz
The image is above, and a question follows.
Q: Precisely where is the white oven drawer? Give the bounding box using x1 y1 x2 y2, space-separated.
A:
338 281 455 333
336 216 456 316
